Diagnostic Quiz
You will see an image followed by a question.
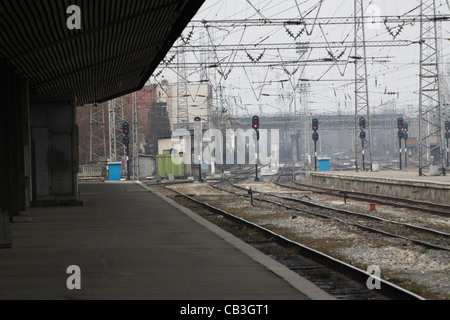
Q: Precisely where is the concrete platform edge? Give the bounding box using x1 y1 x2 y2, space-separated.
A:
136 182 336 301
310 172 450 189
309 172 450 205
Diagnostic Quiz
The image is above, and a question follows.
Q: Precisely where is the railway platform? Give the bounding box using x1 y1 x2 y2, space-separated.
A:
0 181 333 300
307 169 450 205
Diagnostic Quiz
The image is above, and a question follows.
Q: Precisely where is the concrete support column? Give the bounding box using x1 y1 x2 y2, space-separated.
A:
30 96 82 206
0 61 12 247
20 81 32 209
0 61 29 247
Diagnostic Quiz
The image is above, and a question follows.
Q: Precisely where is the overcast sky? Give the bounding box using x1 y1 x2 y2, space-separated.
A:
155 0 450 117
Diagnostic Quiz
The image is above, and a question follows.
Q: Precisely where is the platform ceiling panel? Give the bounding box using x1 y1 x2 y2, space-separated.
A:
0 0 204 105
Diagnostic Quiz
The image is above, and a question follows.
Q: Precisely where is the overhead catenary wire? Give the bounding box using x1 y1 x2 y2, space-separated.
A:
153 0 449 118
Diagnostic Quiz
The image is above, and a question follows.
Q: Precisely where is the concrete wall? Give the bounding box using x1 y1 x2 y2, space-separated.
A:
158 137 186 155
309 172 450 205
139 156 156 178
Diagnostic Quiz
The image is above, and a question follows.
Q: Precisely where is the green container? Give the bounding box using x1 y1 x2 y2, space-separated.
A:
165 154 172 177
173 155 184 177
157 152 185 178
157 155 165 177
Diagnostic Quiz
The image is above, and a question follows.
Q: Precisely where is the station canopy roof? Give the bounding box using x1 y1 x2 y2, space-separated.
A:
0 0 204 105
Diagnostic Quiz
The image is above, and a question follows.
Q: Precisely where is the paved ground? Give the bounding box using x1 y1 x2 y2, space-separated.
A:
0 182 333 300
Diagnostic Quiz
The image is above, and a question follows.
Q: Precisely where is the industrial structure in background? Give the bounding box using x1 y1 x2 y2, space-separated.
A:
77 0 449 180
150 0 449 176
77 80 214 180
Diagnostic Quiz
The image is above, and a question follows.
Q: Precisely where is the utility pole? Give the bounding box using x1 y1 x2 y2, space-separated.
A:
354 0 373 172
419 0 445 176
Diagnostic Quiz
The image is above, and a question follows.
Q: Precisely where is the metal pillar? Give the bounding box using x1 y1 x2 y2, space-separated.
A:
418 0 445 176
108 98 127 175
299 82 311 166
447 136 449 168
89 103 107 163
354 0 373 172
131 92 140 181
108 100 117 163
176 38 190 130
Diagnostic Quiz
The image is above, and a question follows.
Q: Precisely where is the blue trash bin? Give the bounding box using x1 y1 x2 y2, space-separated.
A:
318 158 330 171
108 162 122 181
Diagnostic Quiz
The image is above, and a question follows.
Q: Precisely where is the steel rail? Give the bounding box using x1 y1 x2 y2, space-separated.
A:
213 179 450 252
164 184 425 300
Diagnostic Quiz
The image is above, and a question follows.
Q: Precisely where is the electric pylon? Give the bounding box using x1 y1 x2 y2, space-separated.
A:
353 0 373 172
418 0 446 176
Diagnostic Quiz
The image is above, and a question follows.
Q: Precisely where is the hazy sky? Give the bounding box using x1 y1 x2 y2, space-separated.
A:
154 0 450 117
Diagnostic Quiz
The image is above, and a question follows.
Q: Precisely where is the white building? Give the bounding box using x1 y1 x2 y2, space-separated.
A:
163 82 213 131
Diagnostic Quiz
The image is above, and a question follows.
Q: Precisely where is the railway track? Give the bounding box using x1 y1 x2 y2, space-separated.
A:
275 164 450 216
215 180 450 252
162 184 425 300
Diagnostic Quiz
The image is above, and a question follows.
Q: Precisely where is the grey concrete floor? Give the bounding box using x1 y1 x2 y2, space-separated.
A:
0 182 333 300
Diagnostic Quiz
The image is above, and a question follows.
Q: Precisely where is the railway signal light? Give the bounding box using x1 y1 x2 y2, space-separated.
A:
252 116 260 130
312 118 319 131
122 122 129 135
446 132 450 139
194 117 201 130
398 129 404 140
359 117 366 129
397 118 403 130
312 131 319 142
194 117 202 143
403 122 408 133
122 122 130 146
445 121 449 132
359 131 366 140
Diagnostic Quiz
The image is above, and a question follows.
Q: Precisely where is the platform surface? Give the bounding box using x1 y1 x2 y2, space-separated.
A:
0 182 333 300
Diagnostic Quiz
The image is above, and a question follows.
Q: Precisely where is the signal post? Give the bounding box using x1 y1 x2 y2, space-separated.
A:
312 118 319 171
252 116 260 181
